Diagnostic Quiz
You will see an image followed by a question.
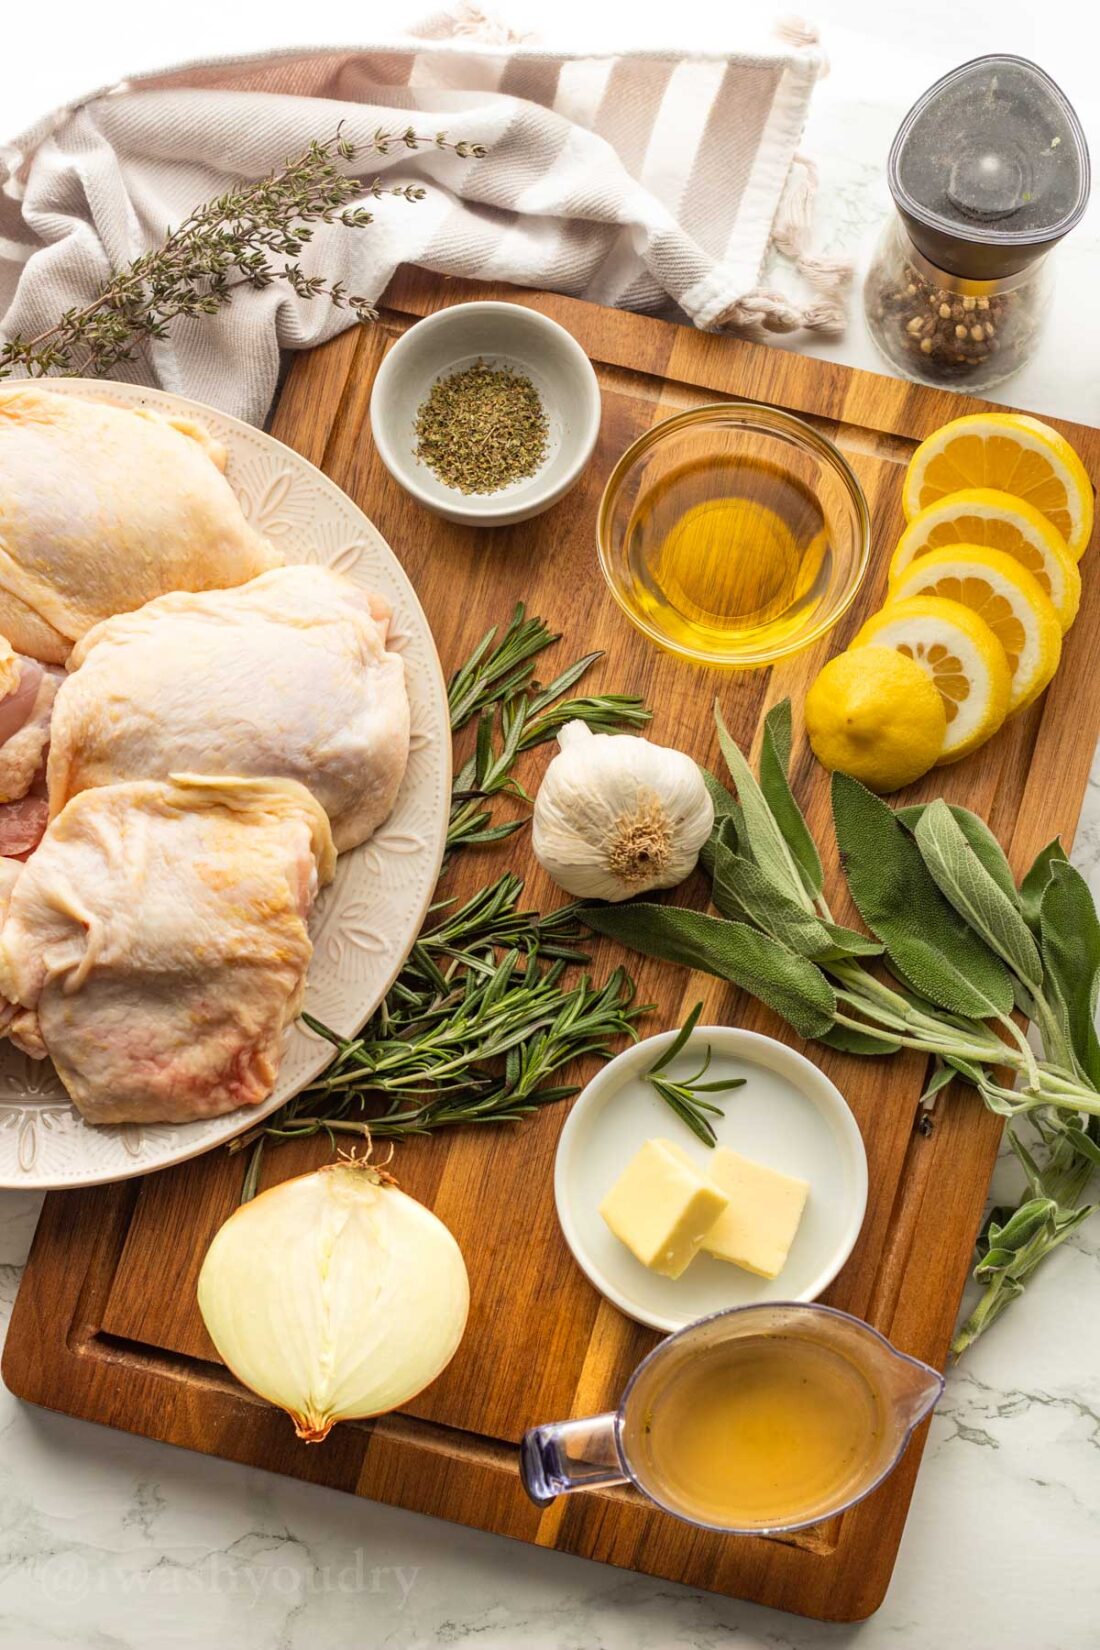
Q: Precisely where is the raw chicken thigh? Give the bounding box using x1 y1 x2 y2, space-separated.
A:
48 565 410 852
0 776 335 1125
0 387 280 662
0 639 60 855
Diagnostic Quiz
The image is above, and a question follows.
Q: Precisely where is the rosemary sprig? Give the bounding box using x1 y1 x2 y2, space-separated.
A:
446 603 650 850
236 612 653 1194
1 127 486 380
642 1002 746 1146
448 605 562 729
232 875 647 1163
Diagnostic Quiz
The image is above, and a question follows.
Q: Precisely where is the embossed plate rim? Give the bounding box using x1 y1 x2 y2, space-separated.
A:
0 378 450 1190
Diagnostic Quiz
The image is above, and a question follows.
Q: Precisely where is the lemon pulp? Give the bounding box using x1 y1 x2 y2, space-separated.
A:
902 413 1093 559
853 596 1011 762
890 545 1062 713
890 488 1080 632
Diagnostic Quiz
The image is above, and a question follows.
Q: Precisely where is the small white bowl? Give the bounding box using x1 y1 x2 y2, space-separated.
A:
554 1025 868 1333
369 301 602 526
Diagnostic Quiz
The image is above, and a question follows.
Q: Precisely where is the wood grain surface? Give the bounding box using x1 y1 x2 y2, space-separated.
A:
6 270 1100 1621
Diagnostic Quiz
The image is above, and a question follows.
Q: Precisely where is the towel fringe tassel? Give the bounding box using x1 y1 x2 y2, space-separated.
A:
716 153 852 337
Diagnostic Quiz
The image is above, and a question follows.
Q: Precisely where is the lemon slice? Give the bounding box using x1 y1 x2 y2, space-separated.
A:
890 489 1081 633
889 546 1061 715
902 414 1094 560
852 597 1011 763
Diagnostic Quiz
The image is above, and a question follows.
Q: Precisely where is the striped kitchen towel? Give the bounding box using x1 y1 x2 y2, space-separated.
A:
0 11 849 425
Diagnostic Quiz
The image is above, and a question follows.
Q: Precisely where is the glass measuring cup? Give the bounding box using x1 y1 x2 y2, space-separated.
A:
520 1303 944 1535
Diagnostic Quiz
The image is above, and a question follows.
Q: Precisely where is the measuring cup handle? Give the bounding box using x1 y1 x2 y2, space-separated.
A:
520 1413 628 1505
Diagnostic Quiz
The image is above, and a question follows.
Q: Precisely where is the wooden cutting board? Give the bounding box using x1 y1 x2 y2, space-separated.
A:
6 270 1100 1622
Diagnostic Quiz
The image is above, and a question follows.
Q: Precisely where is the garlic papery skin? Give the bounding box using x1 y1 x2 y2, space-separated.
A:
532 720 714 902
197 1160 469 1443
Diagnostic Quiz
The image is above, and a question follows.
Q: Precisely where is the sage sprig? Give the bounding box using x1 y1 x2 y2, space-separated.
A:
642 1002 746 1146
583 699 1100 1351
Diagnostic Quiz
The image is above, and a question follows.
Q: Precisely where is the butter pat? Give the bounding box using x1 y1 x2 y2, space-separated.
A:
599 1138 729 1278
700 1147 809 1278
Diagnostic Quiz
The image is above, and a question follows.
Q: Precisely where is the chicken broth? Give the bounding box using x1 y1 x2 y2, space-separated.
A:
632 1333 885 1528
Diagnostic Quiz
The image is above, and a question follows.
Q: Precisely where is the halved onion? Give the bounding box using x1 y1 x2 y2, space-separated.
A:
197 1159 469 1442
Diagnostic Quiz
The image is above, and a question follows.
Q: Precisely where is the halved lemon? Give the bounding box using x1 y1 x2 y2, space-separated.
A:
902 414 1094 560
852 596 1011 763
889 546 1061 715
890 489 1081 633
805 645 946 792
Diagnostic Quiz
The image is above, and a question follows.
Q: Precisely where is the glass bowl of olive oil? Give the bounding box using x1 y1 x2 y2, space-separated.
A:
597 403 870 667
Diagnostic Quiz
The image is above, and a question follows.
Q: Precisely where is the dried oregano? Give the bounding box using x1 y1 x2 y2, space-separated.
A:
414 359 549 494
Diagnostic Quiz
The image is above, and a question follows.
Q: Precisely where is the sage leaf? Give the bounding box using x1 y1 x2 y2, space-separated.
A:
820 1023 901 1056
898 802 1020 908
1062 1123 1100 1171
1020 837 1069 933
919 1061 957 1106
765 696 793 768
818 923 885 960
711 837 825 953
832 774 1014 1019
976 1197 1058 1276
714 701 812 910
946 1055 986 1087
713 836 880 963
1038 860 1100 1088
759 700 823 898
581 903 836 1041
699 768 742 876
914 800 1043 991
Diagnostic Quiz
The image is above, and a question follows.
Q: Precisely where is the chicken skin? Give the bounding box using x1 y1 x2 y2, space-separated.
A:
48 566 410 853
0 775 335 1124
0 387 280 662
0 638 59 855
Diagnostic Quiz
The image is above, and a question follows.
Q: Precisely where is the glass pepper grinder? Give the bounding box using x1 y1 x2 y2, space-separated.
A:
865 55 1090 392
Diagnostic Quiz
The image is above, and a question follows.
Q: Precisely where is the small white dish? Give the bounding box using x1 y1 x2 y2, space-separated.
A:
554 1026 868 1333
369 301 601 526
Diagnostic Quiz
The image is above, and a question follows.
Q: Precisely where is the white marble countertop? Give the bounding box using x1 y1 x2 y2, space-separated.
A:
2 4 1099 1647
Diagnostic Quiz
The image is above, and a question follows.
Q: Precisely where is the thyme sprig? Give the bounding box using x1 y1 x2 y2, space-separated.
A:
643 1002 746 1146
1 127 486 380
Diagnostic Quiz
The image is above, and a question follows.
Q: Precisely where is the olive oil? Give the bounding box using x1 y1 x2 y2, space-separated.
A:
635 1332 885 1528
624 455 831 658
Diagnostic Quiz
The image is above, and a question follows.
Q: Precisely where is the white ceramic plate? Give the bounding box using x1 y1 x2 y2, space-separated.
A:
555 1026 868 1333
0 380 450 1190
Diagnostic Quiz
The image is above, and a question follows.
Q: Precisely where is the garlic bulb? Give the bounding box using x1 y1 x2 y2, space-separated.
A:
197 1160 469 1442
532 720 714 902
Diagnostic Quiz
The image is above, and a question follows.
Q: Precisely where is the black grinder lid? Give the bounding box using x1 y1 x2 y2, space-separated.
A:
888 55 1090 280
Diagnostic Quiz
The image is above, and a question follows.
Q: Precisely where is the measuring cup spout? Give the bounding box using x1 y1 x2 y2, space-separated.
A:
882 1347 945 1437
